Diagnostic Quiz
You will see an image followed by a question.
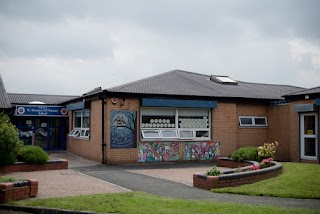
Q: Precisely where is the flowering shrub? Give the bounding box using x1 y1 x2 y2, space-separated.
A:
251 164 260 170
259 158 273 169
258 141 279 159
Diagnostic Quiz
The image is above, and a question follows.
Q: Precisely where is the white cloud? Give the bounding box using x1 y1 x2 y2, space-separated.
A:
289 39 320 87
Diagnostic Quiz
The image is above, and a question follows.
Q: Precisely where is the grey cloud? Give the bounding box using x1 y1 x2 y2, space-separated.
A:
0 16 115 59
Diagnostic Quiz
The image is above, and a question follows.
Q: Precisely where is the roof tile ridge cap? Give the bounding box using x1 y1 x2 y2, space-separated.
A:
237 80 305 89
285 86 320 96
107 69 179 91
7 92 78 97
0 74 11 107
175 69 212 78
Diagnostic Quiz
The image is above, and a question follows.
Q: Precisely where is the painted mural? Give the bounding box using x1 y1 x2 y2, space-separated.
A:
183 142 220 160
110 110 137 148
138 142 179 162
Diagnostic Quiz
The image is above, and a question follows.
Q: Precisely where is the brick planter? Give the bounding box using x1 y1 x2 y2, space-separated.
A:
193 158 282 190
0 159 68 173
0 179 38 202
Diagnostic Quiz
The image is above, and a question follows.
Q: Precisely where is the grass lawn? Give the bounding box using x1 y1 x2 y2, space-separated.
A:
12 192 319 214
212 162 320 199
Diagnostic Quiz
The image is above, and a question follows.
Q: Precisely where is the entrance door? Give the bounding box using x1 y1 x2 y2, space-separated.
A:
300 113 318 160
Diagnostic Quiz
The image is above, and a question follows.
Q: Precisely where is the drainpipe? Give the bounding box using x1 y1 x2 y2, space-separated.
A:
100 94 107 164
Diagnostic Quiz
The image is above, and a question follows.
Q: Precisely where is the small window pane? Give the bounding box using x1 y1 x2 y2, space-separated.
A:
196 130 209 138
304 116 315 135
304 138 316 156
83 117 90 128
240 117 252 125
74 113 82 128
179 130 194 138
142 130 161 138
83 110 90 128
80 129 90 138
161 130 178 138
255 118 267 126
69 129 80 137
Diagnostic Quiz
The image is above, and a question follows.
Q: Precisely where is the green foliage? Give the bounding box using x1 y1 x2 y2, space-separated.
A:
0 150 16 166
213 162 320 199
13 192 318 214
18 145 49 164
0 176 16 183
0 112 23 165
206 166 221 176
230 146 260 162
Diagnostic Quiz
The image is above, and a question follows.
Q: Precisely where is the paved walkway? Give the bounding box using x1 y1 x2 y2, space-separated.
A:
2 152 130 199
2 151 320 210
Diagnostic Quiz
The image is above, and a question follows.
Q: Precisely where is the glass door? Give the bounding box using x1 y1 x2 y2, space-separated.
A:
300 113 318 160
34 118 49 150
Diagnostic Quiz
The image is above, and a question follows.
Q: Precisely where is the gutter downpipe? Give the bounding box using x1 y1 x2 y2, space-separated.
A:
100 93 107 164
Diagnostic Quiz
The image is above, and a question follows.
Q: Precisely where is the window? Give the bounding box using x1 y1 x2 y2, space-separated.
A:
161 130 178 138
239 116 268 127
141 130 161 138
69 128 81 137
178 130 194 139
69 109 90 139
141 108 210 140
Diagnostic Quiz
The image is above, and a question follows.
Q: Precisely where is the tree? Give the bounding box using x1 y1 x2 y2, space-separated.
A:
0 112 23 165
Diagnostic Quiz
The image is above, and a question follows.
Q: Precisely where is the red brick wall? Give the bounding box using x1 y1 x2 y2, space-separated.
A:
67 100 103 163
105 97 140 164
0 160 68 173
213 102 237 157
267 104 291 161
236 103 268 148
0 179 38 202
213 102 269 157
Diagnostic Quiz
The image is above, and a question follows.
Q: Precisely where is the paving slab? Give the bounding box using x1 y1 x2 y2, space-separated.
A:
3 169 130 199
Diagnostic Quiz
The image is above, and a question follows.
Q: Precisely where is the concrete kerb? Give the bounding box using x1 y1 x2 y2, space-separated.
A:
0 204 99 214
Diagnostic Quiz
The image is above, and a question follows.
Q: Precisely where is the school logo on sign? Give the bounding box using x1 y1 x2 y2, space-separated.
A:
15 105 68 117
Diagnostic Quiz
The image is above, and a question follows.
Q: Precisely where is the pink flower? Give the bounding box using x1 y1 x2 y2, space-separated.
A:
252 164 260 170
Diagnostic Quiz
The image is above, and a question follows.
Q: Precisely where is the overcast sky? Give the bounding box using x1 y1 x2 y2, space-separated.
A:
0 0 319 95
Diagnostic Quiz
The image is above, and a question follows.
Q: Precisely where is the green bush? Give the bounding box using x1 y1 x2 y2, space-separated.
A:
0 112 24 166
230 146 261 162
206 166 221 176
0 150 16 166
0 176 16 183
18 145 49 164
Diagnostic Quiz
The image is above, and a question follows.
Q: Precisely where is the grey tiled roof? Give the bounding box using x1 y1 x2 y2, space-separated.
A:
0 75 11 109
107 70 304 100
8 93 79 105
284 86 320 97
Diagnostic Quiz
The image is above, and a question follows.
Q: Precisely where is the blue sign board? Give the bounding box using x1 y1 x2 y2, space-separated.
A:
15 105 68 117
141 98 217 108
316 98 320 107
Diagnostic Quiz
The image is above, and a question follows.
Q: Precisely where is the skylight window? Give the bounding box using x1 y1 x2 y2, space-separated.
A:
210 75 238 85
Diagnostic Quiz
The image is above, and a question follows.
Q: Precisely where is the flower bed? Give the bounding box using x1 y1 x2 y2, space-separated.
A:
193 158 282 190
0 159 68 173
0 179 38 202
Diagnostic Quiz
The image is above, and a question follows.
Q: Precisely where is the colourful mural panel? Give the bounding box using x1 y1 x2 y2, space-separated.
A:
138 142 179 162
110 110 137 148
183 142 220 160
